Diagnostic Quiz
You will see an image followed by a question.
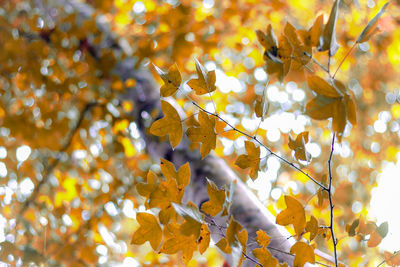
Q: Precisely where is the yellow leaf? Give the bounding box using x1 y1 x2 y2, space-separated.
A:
149 174 184 224
235 141 260 179
161 226 197 264
136 170 158 198
318 0 340 56
186 110 216 158
385 251 400 266
276 195 306 237
253 247 278 267
305 96 336 121
201 179 225 216
309 15 324 47
290 241 315 267
284 22 311 69
154 63 182 97
160 159 190 186
150 100 183 148
307 75 340 98
187 59 216 95
357 2 389 43
198 224 211 254
256 25 277 51
305 216 318 241
256 230 271 248
288 131 310 162
131 213 162 250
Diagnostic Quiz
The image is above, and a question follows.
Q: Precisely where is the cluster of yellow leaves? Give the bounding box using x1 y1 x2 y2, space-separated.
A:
132 160 213 263
305 75 356 138
345 217 388 248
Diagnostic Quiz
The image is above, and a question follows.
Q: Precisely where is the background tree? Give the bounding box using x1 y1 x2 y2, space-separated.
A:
0 0 399 266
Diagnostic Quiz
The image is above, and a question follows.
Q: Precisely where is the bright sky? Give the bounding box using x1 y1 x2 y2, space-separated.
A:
370 153 400 252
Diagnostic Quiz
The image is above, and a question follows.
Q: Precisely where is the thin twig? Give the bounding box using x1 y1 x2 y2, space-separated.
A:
327 134 338 267
303 52 330 75
190 101 326 189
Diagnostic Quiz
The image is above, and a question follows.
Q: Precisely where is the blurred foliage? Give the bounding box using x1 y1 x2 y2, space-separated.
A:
1 0 400 266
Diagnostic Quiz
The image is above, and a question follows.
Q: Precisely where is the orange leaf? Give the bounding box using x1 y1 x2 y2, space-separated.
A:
357 2 389 43
305 216 318 241
288 131 310 162
256 230 271 248
186 110 217 158
385 251 400 266
198 224 210 254
318 0 340 56
276 196 306 237
150 100 182 148
290 241 315 267
154 63 182 97
235 141 260 179
187 59 216 95
131 213 162 250
307 75 340 98
201 179 225 216
160 159 190 187
253 247 278 266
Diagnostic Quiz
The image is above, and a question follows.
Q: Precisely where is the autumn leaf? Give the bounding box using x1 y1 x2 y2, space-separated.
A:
257 25 293 81
131 213 162 250
318 0 340 56
150 100 183 148
307 75 341 98
368 221 388 247
216 218 246 267
136 170 158 199
346 218 360 237
357 2 389 43
253 247 278 267
385 251 400 266
255 80 270 121
186 110 217 158
154 63 182 97
160 159 190 186
276 195 306 237
305 216 318 241
284 22 311 69
198 224 211 254
306 78 357 138
256 230 271 248
256 25 278 52
201 179 225 216
187 59 216 95
149 172 185 224
235 141 260 179
288 131 311 162
290 241 315 267
161 223 198 263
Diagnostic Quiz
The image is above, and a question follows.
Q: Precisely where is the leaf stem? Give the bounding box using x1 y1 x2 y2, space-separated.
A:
333 42 356 79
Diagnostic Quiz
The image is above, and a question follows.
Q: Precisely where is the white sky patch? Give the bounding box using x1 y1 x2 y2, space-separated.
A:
215 69 243 93
0 147 7 159
254 67 267 82
16 145 31 162
370 157 400 251
0 162 7 178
